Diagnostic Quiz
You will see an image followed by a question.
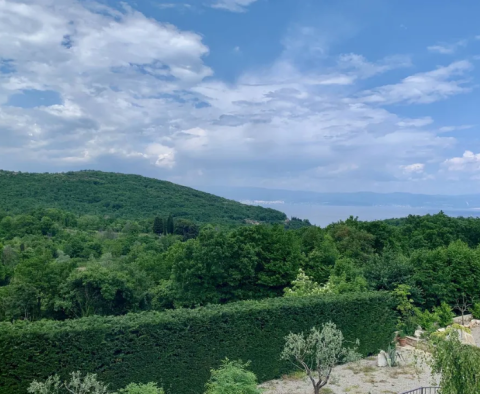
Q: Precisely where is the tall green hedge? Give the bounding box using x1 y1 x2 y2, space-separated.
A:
0 293 396 394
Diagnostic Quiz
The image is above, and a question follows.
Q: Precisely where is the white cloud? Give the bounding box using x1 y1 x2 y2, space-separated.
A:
156 3 192 10
443 151 480 172
338 53 411 79
0 0 211 166
427 40 467 55
400 163 425 174
145 143 176 168
439 125 473 132
396 117 433 128
211 0 258 12
361 61 473 104
0 0 476 193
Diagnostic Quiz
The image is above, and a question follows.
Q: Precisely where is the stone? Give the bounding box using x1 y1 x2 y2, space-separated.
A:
453 314 473 325
468 319 480 329
377 350 388 367
452 329 476 346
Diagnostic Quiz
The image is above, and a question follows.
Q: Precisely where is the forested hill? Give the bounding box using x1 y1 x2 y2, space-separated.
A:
0 170 286 224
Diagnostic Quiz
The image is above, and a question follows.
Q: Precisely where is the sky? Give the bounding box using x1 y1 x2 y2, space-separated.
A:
1 0 480 195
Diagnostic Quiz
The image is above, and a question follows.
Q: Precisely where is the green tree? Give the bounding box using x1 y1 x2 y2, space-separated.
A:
174 218 199 240
169 227 258 306
281 322 361 394
328 223 375 264
57 265 139 317
241 225 304 291
363 248 412 291
153 216 164 235
166 214 174 235
412 241 480 308
302 234 339 284
0 282 40 321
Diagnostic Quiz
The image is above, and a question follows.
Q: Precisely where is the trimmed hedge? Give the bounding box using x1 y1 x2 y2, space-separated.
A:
0 292 396 394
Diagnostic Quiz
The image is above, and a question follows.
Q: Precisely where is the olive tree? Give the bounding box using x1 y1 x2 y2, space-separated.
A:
281 322 361 394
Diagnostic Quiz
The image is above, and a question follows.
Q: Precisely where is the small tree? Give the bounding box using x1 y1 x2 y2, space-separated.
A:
281 322 361 394
205 359 262 394
153 217 164 235
454 294 473 325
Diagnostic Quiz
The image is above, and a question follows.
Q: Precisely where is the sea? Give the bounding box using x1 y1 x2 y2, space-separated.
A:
254 203 480 227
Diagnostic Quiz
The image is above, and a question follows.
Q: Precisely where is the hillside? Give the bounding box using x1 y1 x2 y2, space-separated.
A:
0 170 286 224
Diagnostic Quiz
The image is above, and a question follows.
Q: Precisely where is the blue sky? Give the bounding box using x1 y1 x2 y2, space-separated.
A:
1 0 480 194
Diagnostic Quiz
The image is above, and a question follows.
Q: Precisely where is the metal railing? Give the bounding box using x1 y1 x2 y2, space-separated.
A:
400 388 440 394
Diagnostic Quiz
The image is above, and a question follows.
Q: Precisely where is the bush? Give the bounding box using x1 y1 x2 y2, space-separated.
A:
434 302 454 327
414 308 438 332
27 372 109 394
205 359 261 394
0 292 396 394
470 302 480 320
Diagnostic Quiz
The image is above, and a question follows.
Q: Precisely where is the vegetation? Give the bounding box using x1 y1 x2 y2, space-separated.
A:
281 322 361 394
2 209 480 322
205 359 262 394
0 292 395 394
424 327 480 394
0 170 286 225
27 373 164 394
4 171 480 394
28 372 110 394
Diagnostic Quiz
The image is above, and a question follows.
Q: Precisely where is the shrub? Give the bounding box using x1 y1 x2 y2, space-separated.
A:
118 383 164 394
434 302 454 327
414 308 438 332
27 372 109 394
0 292 395 394
205 359 261 394
470 302 480 320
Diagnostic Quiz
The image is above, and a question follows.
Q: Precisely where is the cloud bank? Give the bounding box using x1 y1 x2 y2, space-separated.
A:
0 0 477 193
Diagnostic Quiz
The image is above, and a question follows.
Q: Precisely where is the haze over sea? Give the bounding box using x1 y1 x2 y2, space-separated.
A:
253 203 480 227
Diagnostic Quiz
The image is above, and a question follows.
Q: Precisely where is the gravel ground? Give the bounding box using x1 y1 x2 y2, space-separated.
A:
261 327 480 394
260 346 437 394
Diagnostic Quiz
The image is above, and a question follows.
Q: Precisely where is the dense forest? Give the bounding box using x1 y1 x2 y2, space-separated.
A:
1 198 480 322
0 170 286 225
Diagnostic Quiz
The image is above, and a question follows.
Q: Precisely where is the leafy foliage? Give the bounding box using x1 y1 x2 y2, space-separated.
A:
281 322 361 394
0 292 396 394
205 359 262 394
427 328 480 394
0 170 286 225
118 383 164 394
28 372 109 394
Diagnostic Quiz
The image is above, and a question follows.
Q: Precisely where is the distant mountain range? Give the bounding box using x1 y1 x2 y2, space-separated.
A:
200 186 480 210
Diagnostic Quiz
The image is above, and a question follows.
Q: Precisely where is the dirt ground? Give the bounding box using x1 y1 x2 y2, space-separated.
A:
260 346 437 394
